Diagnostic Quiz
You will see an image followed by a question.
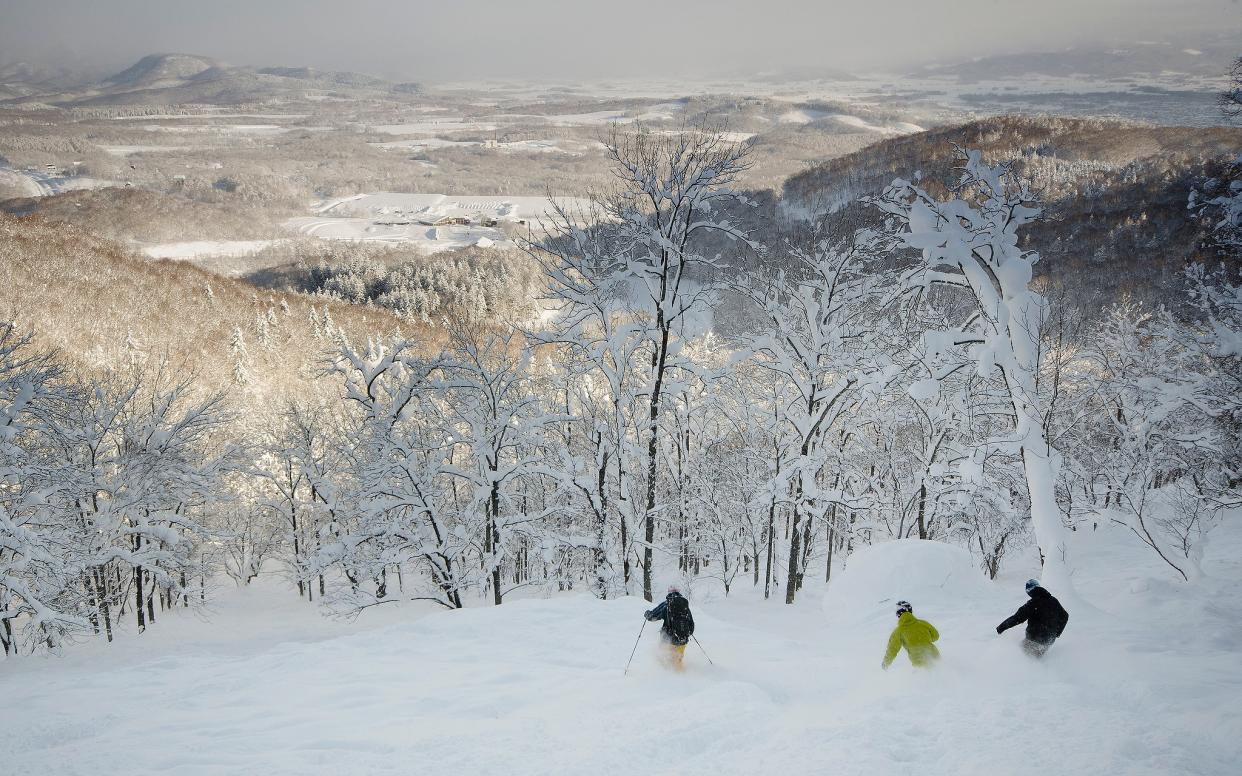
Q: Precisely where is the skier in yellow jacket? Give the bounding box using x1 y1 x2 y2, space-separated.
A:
882 601 941 669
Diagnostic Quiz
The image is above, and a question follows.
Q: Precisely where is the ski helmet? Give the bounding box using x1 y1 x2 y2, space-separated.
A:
895 600 913 617
667 584 681 595
1025 579 1041 593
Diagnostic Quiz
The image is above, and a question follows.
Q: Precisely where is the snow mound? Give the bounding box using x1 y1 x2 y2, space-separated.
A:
823 539 995 627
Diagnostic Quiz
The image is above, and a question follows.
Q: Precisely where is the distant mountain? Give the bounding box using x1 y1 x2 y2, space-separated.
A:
103 53 221 89
0 60 92 98
1 53 415 106
913 37 1239 82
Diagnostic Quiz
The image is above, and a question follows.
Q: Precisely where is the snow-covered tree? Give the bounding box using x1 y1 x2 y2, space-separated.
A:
737 236 893 602
527 256 646 596
1189 55 1242 257
872 149 1075 591
1184 264 1242 506
229 326 252 387
0 324 83 654
1076 304 1220 580
218 504 282 586
306 338 475 612
534 123 754 601
257 399 353 601
52 367 233 635
439 323 559 605
1189 157 1242 256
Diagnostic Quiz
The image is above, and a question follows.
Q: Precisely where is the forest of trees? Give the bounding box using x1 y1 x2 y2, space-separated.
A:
1 118 1239 657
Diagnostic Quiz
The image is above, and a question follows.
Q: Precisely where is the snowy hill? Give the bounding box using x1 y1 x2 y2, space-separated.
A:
0 212 407 398
0 60 92 98
103 53 222 89
3 53 411 106
5 517 1239 776
777 115 1242 309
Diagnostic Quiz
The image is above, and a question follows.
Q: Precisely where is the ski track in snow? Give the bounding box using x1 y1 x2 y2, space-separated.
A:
2 521 1240 776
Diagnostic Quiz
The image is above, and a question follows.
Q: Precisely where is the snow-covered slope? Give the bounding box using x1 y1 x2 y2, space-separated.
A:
777 108 923 135
4 520 1239 776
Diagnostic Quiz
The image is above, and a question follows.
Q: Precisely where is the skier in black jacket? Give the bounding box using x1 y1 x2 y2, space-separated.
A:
645 586 695 670
997 579 1069 657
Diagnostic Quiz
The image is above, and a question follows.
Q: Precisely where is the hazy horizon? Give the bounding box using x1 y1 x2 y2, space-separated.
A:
1 0 1240 83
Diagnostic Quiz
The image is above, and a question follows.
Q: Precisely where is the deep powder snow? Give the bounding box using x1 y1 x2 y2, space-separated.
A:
3 520 1239 776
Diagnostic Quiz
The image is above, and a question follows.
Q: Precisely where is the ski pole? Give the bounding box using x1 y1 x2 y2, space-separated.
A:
624 620 647 675
691 634 715 666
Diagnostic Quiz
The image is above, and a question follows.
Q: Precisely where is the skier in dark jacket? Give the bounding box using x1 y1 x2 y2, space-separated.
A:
997 579 1069 657
644 586 695 669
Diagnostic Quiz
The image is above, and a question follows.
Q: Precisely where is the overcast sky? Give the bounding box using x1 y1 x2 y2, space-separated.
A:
1 0 1239 81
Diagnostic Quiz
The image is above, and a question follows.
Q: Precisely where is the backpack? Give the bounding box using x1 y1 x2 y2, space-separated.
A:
1050 599 1069 637
665 594 693 644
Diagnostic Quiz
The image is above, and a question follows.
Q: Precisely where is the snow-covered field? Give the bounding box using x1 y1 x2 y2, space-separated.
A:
141 123 290 135
4 519 1238 776
363 107 678 137
372 137 482 151
370 120 499 134
285 192 588 249
141 240 284 260
109 113 311 121
777 108 924 134
287 215 507 250
314 192 582 221
100 144 194 157
541 109 630 125
373 137 605 157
